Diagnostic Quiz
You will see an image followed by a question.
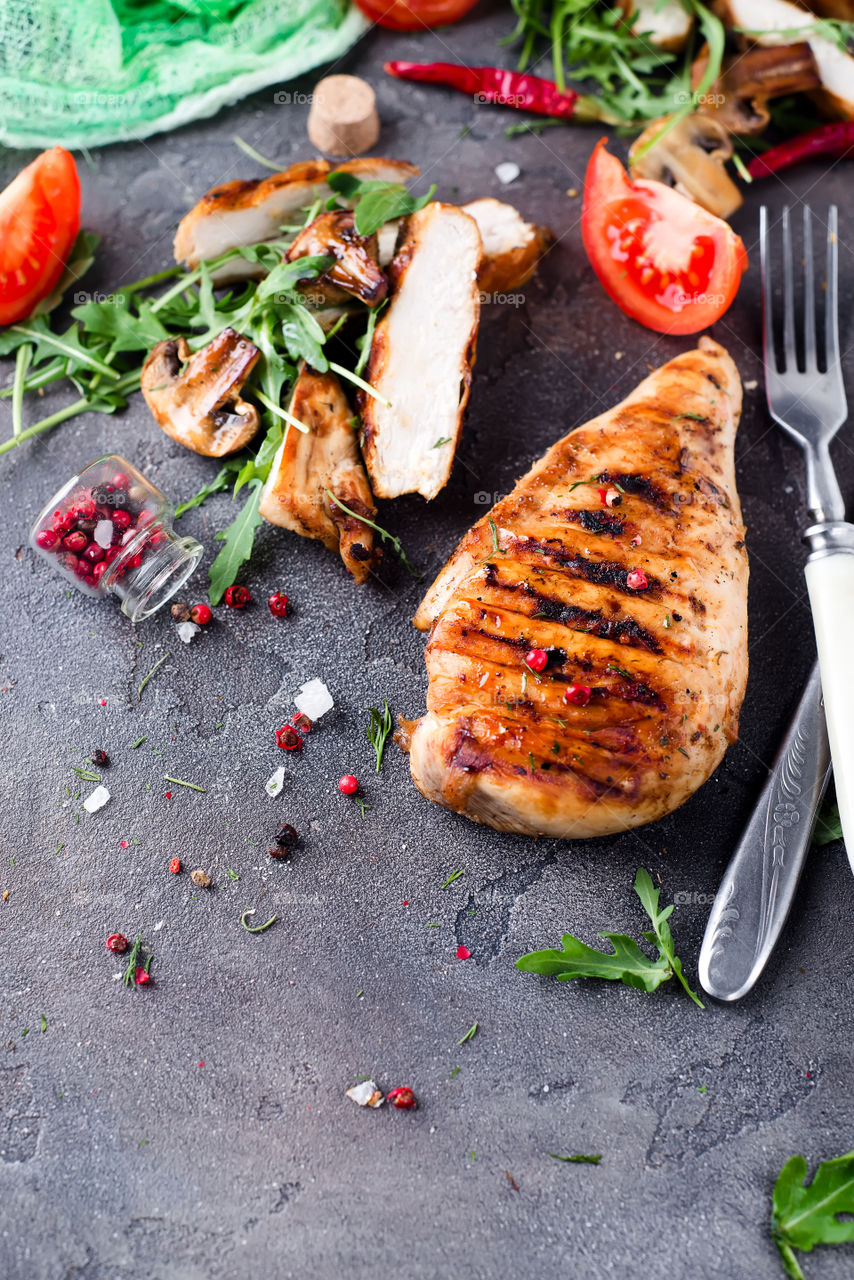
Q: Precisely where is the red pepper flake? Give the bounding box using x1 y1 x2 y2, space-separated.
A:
198 1061 205 1068
119 839 129 849
135 967 150 985
456 944 471 960
165 791 172 799
99 699 107 706
626 569 648 590
169 857 181 874
402 900 409 907
596 487 608 504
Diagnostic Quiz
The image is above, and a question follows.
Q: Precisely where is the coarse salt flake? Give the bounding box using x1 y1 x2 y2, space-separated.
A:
345 1080 384 1108
294 678 334 721
266 767 285 798
495 161 520 185
94 519 114 549
83 785 110 813
177 621 200 645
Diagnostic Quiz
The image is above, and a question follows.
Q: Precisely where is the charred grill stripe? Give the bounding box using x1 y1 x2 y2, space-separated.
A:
562 509 625 536
477 580 662 654
507 535 663 598
598 471 673 511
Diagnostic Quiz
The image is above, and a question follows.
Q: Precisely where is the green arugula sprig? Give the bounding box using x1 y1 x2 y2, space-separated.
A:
327 170 436 236
516 867 704 1007
772 1152 854 1279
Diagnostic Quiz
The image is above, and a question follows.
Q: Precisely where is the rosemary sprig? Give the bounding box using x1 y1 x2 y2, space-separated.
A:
240 909 278 933
137 652 171 701
324 489 420 577
366 701 393 773
163 776 206 792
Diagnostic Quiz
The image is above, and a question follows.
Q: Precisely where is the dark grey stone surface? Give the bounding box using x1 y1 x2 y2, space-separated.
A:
2 7 854 1279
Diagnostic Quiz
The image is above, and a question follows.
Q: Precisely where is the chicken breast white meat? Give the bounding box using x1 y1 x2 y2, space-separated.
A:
403 338 747 838
359 202 482 501
174 157 420 282
258 364 379 584
461 199 553 295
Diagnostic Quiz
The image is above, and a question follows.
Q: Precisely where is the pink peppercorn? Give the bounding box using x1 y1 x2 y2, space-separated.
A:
626 569 648 590
338 775 358 795
564 684 592 707
525 648 548 672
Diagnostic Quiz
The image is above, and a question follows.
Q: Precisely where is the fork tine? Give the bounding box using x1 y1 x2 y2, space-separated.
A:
759 206 776 371
803 207 816 371
782 206 797 371
826 204 840 370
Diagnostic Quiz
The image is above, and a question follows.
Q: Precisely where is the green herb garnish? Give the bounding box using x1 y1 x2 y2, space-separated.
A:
517 868 704 1007
441 869 464 890
458 1021 478 1045
549 1152 602 1165
324 490 420 577
772 1151 854 1279
367 701 393 772
240 909 278 934
163 776 206 792
137 652 171 701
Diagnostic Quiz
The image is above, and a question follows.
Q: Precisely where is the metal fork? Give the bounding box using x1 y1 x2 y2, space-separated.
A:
760 204 853 873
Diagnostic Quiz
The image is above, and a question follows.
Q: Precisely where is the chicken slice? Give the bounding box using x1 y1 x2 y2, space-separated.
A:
617 0 693 50
461 198 553 296
174 158 420 282
359 203 482 501
286 209 387 307
141 328 260 457
258 365 379 584
404 338 747 838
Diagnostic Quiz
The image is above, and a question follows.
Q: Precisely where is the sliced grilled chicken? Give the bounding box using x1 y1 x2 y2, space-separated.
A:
717 0 854 119
461 199 553 296
404 338 747 838
286 209 387 306
618 0 693 50
360 203 482 501
174 158 420 282
141 329 260 457
258 365 379 584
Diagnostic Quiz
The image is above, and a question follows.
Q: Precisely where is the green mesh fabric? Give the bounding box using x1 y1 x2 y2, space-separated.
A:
0 0 368 149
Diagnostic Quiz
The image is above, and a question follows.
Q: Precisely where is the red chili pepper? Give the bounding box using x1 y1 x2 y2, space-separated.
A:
747 122 854 179
384 60 581 120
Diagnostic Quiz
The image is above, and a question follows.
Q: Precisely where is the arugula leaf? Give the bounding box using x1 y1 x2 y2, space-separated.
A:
354 300 385 378
772 1152 854 1280
279 303 328 370
353 185 436 237
208 480 264 605
175 458 244 519
516 867 704 1006
71 296 170 353
32 230 99 317
255 255 334 303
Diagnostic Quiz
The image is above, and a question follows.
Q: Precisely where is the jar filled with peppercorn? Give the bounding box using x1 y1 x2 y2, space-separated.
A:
30 454 203 622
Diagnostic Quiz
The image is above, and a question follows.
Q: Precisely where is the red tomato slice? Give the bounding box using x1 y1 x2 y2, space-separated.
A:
354 0 478 31
581 139 747 335
0 147 81 326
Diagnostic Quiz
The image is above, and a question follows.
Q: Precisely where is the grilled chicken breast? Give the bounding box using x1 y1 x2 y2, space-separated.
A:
405 338 747 838
360 202 482 501
461 199 553 296
174 158 420 281
258 365 379 584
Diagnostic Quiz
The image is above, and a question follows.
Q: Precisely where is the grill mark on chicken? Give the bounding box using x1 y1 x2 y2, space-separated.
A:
562 508 626 536
598 470 673 511
506 534 664 598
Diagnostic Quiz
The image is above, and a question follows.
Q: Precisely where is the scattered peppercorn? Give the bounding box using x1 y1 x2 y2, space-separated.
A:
189 603 212 625
274 823 300 850
564 683 592 707
169 857 181 874
105 933 128 953
386 1087 417 1110
90 749 110 767
268 590 289 617
626 569 649 590
190 869 211 888
134 967 151 985
275 725 302 751
268 844 290 860
525 648 548 672
290 712 312 735
338 775 359 795
225 584 251 608
171 602 191 622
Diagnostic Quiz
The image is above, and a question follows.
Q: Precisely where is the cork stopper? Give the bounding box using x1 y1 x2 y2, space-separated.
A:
307 75 380 157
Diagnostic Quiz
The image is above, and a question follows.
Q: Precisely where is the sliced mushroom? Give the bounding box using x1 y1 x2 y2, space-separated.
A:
258 364 380 583
617 0 693 50
692 41 821 134
286 209 388 307
716 0 854 121
141 328 261 457
629 114 743 220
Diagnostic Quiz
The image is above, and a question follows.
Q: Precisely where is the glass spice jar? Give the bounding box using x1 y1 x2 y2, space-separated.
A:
30 454 203 622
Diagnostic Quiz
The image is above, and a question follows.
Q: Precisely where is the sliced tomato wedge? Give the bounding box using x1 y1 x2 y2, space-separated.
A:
581 139 747 335
353 0 478 31
0 147 81 326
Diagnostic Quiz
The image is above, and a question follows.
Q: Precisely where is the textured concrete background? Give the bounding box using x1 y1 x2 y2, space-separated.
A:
2 6 854 1279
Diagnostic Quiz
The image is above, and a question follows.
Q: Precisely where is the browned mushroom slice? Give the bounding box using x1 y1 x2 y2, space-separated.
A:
691 42 821 134
629 114 743 219
258 365 379 584
141 328 261 457
286 209 388 307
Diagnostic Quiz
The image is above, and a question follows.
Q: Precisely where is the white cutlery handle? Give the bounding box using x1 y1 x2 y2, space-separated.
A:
805 533 854 874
